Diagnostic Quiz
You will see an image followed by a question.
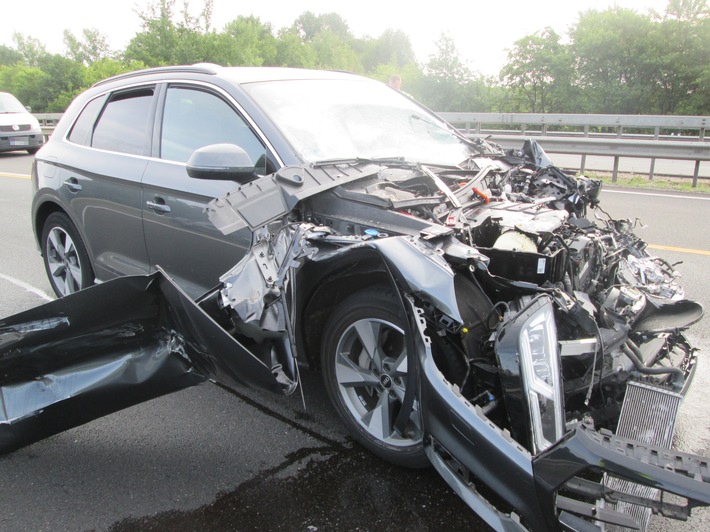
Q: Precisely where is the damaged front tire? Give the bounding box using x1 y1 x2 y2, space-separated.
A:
321 288 427 468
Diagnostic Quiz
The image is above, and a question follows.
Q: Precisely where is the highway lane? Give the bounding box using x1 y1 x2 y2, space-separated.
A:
1 152 709 530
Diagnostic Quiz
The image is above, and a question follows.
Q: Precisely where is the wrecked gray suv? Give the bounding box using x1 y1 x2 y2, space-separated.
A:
3 65 708 531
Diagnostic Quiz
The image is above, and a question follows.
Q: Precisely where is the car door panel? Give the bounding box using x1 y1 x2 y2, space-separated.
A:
142 161 250 298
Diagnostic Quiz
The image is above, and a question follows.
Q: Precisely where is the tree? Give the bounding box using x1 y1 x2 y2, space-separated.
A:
124 0 215 65
310 30 363 71
82 58 147 87
274 30 316 68
0 64 49 110
425 33 472 85
500 28 575 113
570 8 658 113
361 29 416 72
291 12 352 42
36 54 85 111
63 29 112 65
416 34 484 111
0 45 21 66
12 33 48 68
212 16 278 66
665 0 709 20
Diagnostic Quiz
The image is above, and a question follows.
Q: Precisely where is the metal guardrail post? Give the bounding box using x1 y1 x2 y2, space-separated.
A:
580 125 589 174
649 127 659 181
612 126 623 183
693 127 706 188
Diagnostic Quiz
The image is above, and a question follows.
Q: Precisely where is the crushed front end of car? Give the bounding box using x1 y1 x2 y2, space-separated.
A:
194 138 710 530
2 139 708 530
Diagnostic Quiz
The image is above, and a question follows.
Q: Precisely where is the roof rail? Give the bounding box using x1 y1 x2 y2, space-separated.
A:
93 63 221 87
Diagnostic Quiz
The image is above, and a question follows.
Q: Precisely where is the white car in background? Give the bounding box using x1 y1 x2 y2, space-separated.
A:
0 92 44 154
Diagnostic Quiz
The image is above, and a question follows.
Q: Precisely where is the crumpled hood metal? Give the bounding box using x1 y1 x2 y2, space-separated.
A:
207 162 383 234
0 271 285 454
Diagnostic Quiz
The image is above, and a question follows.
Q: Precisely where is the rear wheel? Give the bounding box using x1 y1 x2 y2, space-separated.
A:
41 212 94 297
321 288 426 468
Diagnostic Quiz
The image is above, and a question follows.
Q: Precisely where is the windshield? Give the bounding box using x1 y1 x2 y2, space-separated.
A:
243 79 471 166
0 93 28 114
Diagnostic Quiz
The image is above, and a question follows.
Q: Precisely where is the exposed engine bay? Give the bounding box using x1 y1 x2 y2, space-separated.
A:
200 138 706 529
209 139 700 443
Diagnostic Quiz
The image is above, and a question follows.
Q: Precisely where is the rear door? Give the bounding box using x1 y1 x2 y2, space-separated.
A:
141 83 272 298
61 86 156 280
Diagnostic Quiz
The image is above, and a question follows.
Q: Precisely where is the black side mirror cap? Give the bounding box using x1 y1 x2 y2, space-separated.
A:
186 144 257 183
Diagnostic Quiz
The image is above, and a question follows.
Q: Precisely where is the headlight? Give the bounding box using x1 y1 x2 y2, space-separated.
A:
494 296 566 454
518 302 565 452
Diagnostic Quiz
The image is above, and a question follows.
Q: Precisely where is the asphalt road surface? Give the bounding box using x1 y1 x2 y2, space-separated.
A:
1 151 709 531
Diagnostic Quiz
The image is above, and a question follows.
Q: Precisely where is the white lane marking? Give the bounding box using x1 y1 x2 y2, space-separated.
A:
604 189 710 201
0 172 30 179
0 273 54 302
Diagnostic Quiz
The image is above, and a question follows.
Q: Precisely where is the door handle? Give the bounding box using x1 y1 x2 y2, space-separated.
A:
146 198 171 214
62 177 82 192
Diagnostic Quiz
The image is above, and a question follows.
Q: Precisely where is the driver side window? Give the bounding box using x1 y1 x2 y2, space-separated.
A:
160 86 267 172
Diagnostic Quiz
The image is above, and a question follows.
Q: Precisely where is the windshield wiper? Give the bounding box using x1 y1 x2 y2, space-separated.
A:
311 156 416 168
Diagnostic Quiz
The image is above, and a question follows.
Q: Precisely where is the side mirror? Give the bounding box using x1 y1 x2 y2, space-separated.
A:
186 143 257 183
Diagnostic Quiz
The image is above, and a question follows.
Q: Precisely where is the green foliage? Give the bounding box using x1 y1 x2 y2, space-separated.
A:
500 28 576 113
0 46 22 66
64 29 113 65
82 58 148 86
665 0 709 20
0 64 49 111
360 29 416 72
1 0 708 115
213 16 278 66
12 33 48 68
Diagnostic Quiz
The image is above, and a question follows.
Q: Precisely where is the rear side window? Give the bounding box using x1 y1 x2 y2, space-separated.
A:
67 95 106 146
92 88 154 155
160 86 265 167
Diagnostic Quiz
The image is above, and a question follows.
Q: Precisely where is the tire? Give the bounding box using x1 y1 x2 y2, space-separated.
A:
27 147 40 155
321 288 427 468
41 212 94 297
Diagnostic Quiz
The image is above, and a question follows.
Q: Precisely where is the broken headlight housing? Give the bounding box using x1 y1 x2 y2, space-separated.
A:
518 302 565 452
495 296 566 454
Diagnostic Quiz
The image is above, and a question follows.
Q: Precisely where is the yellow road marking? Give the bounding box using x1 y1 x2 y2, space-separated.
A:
649 244 710 256
0 172 30 179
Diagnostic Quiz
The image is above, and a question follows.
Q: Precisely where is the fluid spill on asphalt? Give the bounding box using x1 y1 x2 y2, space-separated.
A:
109 444 490 531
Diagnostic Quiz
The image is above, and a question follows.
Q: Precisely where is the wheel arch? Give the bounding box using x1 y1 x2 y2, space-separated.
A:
297 248 397 369
33 199 95 267
33 199 65 248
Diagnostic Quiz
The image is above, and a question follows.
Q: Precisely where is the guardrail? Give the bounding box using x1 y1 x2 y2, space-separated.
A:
438 112 709 187
33 113 62 138
35 112 710 186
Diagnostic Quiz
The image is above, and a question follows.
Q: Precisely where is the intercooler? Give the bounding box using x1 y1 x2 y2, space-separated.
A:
602 381 684 531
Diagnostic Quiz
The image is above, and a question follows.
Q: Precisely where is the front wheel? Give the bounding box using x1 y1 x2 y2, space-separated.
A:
41 212 94 297
321 288 427 468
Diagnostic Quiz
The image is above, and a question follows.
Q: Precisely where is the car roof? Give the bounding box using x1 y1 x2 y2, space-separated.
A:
93 64 367 88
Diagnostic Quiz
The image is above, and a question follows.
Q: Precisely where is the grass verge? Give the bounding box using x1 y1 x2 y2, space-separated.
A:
581 172 710 194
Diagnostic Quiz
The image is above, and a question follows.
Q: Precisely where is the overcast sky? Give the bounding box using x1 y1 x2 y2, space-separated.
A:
2 0 671 75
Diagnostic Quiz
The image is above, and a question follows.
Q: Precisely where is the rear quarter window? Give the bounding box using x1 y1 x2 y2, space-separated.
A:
91 88 154 155
67 95 107 146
